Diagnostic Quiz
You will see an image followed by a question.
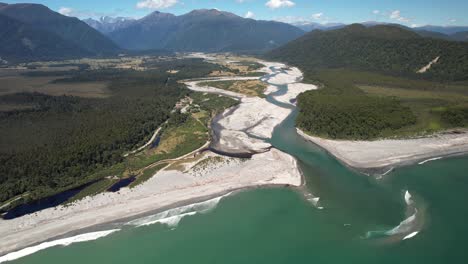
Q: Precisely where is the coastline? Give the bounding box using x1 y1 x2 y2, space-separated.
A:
0 148 303 257
296 128 468 174
0 56 315 258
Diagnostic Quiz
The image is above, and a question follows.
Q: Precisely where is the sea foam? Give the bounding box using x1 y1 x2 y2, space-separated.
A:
403 231 419 240
0 229 120 263
418 157 442 165
385 212 417 236
405 190 413 205
127 192 232 228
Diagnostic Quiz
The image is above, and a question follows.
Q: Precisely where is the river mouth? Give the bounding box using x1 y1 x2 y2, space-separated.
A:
4 56 465 263
192 58 425 243
259 64 426 243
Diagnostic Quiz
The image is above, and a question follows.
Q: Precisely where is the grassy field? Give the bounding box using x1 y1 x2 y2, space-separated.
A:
125 113 209 172
0 75 109 99
124 91 238 174
306 69 468 138
66 179 117 204
199 80 267 98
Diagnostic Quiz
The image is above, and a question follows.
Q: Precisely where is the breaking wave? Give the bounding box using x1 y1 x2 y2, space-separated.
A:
0 229 120 263
127 192 232 228
419 157 442 165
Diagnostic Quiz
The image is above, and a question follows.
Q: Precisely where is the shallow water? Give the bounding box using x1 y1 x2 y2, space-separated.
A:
6 64 468 263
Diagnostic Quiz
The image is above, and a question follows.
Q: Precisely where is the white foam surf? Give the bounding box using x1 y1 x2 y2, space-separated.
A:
418 157 442 165
137 212 198 228
385 212 417 236
127 192 232 228
403 231 419 240
381 168 393 177
0 229 120 263
405 190 413 205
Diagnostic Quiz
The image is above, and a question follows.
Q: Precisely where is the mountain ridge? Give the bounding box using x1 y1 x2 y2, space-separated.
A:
103 9 305 52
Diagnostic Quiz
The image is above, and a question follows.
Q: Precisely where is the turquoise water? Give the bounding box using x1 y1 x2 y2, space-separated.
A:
7 68 468 263
12 156 468 263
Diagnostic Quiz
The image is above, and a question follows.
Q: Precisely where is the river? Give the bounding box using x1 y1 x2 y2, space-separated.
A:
5 63 468 264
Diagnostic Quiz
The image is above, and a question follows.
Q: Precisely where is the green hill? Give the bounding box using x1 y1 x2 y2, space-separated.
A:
268 24 468 81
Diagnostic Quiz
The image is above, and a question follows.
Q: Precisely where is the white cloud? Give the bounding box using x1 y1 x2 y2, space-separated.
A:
312 13 323 20
245 11 255 19
449 18 457 23
265 0 295 9
58 7 73 16
389 10 410 23
136 0 178 10
372 10 380 15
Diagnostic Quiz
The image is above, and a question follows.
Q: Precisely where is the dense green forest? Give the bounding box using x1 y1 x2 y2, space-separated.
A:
267 24 468 140
268 24 468 81
297 92 416 139
0 58 222 204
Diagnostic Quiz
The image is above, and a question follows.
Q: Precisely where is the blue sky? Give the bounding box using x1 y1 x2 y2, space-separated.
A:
4 0 468 26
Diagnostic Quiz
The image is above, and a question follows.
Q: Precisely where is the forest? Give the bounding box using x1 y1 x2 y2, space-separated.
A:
0 58 222 204
295 72 417 140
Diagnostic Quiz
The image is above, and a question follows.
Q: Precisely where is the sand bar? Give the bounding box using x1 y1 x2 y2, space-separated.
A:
297 128 468 172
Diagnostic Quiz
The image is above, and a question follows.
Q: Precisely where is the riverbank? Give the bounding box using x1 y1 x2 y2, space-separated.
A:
297 128 468 173
195 61 317 155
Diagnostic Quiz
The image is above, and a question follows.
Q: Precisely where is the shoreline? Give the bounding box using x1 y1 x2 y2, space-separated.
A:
296 128 468 175
0 55 315 258
0 147 304 257
0 180 303 260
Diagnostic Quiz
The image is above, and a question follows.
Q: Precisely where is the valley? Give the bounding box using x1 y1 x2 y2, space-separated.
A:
1 1 468 263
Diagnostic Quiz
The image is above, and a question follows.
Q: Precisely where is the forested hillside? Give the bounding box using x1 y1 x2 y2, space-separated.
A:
0 14 90 62
0 3 119 62
268 24 468 81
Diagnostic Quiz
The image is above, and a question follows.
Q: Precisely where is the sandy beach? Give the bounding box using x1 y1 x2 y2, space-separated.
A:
297 128 468 172
0 149 302 257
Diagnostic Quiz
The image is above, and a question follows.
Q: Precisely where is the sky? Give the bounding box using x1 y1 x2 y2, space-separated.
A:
3 0 468 26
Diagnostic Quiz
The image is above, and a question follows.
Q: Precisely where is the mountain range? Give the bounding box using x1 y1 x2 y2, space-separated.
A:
83 16 136 34
290 22 346 32
103 9 305 53
1 2 467 63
